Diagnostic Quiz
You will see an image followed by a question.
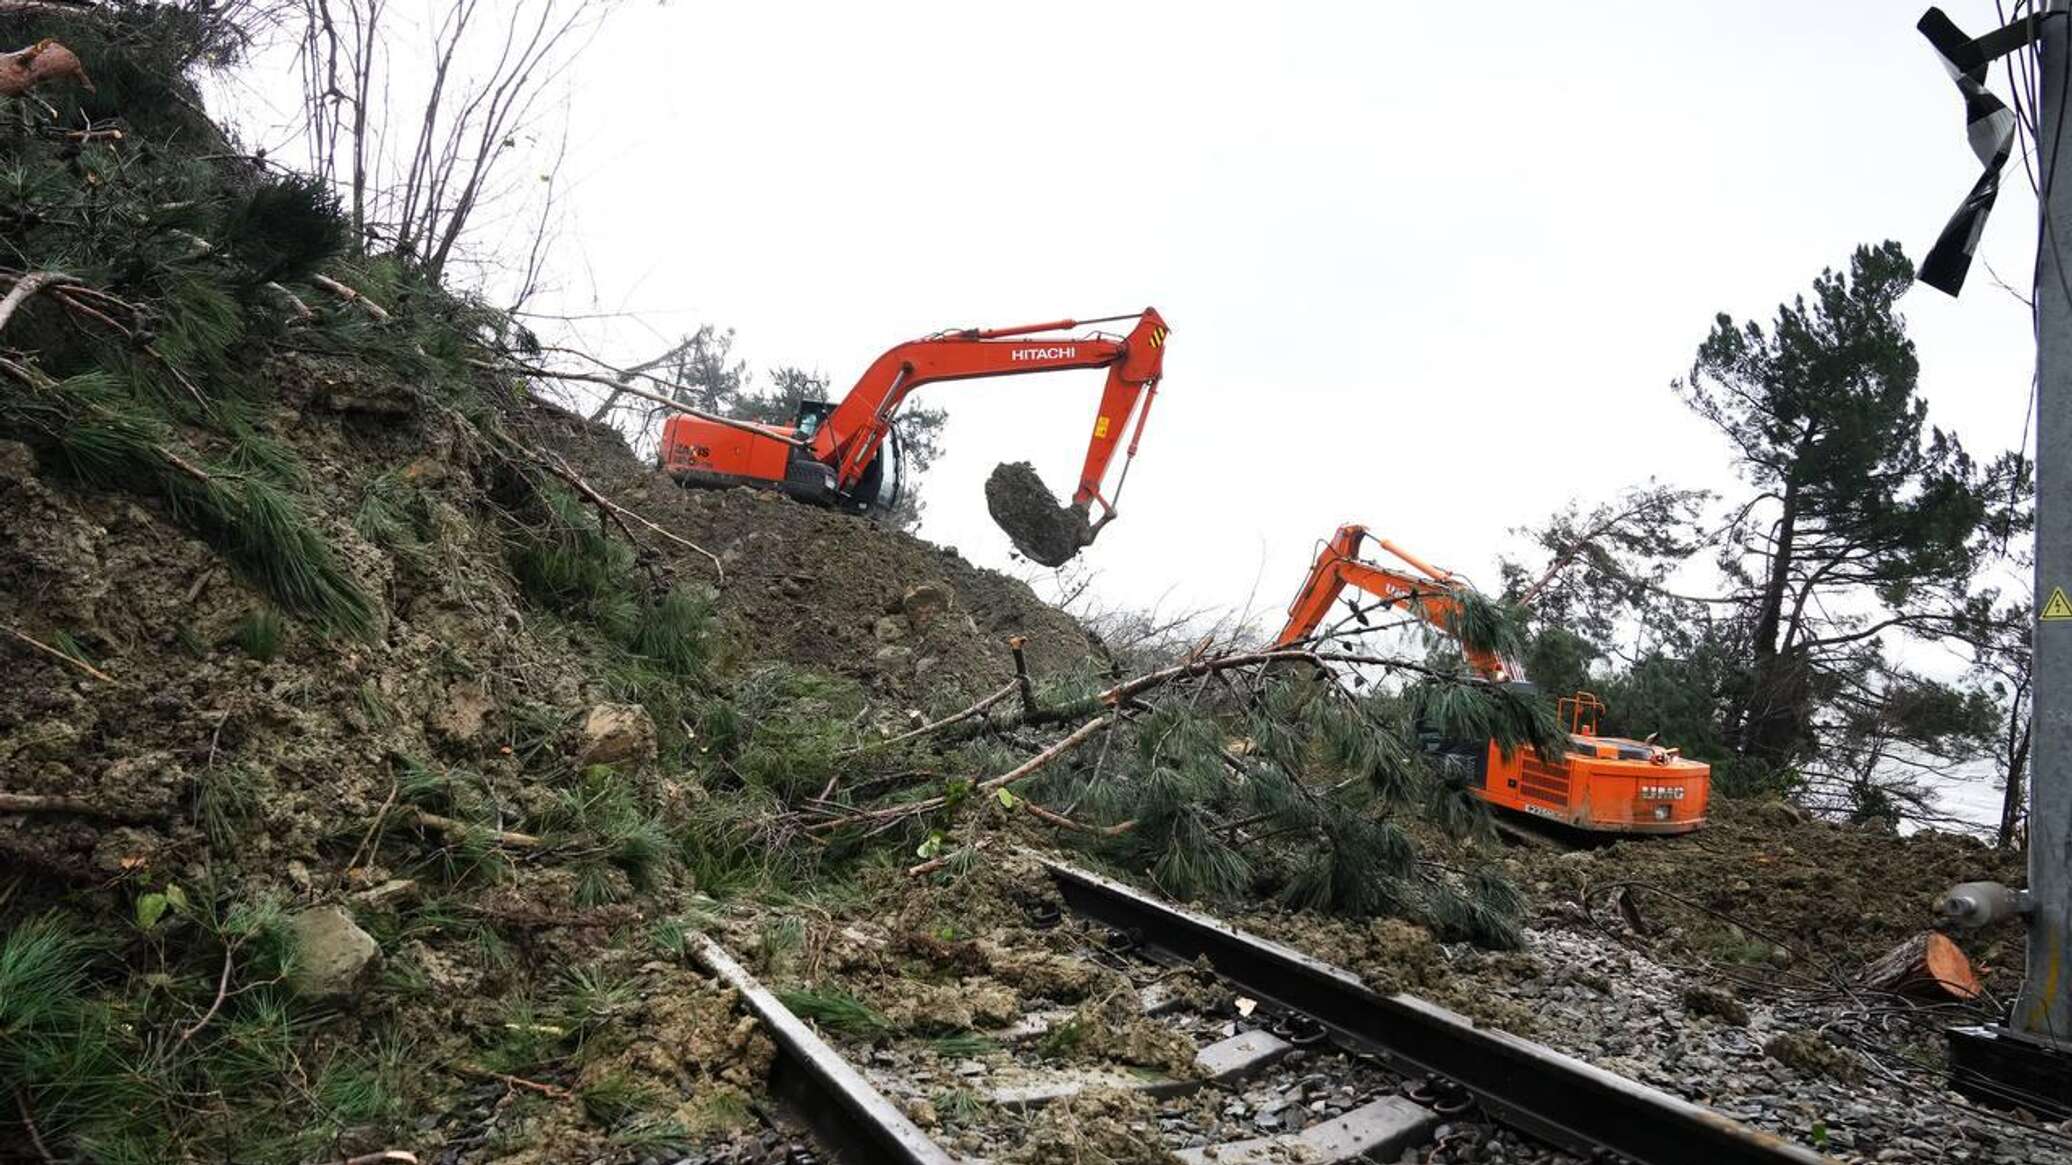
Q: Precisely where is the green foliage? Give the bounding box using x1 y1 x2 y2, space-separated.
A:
934 1087 983 1126
777 988 892 1039
232 607 286 661
510 483 634 613
561 964 636 1033
392 758 513 884
578 1071 665 1126
629 586 716 677
352 467 430 553
356 680 396 729
0 886 379 1162
1440 588 1533 671
1408 678 1565 763
222 172 349 286
8 374 376 636
706 665 869 799
1426 867 1527 949
1011 671 1532 943
196 764 262 850
1521 626 1598 705
1676 241 2020 769
542 765 673 891
314 1036 411 1127
928 1032 1000 1058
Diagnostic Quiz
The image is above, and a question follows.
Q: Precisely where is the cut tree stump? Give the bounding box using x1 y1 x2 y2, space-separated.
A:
1860 932 1982 1001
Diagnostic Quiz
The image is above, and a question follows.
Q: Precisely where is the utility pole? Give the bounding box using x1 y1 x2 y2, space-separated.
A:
1931 0 2072 1115
2021 0 2072 1049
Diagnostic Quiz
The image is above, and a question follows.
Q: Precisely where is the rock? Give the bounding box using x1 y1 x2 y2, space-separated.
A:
1752 799 1809 828
575 702 657 766
430 679 492 741
288 906 380 1000
1762 1031 1858 1082
984 461 1092 567
901 582 953 623
873 614 911 643
1682 985 1750 1026
348 878 419 910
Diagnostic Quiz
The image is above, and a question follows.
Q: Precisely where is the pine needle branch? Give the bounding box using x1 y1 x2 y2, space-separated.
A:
844 681 1018 756
0 270 81 336
3 622 114 682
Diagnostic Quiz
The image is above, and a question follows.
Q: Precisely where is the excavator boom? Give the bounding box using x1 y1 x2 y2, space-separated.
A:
1273 524 1515 681
658 309 1168 535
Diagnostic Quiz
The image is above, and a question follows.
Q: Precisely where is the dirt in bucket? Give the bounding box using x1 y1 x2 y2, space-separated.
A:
985 461 1093 567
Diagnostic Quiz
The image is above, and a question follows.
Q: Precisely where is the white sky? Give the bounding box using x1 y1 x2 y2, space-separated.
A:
221 0 2043 633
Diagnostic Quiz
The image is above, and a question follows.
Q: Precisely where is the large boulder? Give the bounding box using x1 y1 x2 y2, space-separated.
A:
429 679 492 741
575 702 657 766
900 582 953 624
289 906 380 1000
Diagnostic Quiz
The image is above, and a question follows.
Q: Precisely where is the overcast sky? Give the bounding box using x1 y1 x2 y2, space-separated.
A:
226 0 2043 635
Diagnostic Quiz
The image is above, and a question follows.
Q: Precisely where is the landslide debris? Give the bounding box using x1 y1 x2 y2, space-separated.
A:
535 411 1100 694
0 9 1110 1157
1505 798 2028 993
985 460 1092 567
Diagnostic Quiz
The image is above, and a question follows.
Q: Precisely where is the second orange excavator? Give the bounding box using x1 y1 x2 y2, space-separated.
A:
1274 524 1709 836
657 309 1169 564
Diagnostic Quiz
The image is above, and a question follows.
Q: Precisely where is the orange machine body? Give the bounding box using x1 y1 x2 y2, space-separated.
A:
1475 694 1710 835
1274 525 1709 836
659 309 1169 521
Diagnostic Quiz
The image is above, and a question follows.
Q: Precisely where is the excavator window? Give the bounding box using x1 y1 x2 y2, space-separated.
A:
792 400 836 440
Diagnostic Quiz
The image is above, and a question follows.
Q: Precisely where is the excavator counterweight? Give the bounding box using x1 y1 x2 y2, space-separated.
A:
1275 525 1709 836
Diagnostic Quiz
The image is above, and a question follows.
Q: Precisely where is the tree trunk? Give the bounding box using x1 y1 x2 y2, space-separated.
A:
1736 480 1802 763
2000 709 2032 849
1859 932 1982 1001
1751 478 1800 661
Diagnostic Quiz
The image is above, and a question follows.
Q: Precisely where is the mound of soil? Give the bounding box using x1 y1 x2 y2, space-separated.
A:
0 346 1116 1158
984 461 1091 568
1507 798 2028 991
524 410 1101 699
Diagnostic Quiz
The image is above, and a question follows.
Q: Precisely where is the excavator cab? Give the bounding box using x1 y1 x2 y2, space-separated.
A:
791 400 836 441
1560 692 1606 738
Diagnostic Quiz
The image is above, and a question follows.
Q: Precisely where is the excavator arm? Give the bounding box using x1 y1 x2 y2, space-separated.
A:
1272 524 1517 682
809 308 1169 520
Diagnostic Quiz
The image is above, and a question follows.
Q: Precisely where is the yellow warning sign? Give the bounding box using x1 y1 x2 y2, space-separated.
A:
2045 587 2072 621
1093 416 1111 439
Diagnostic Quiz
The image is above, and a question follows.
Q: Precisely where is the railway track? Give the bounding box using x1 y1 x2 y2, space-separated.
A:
687 857 1831 1165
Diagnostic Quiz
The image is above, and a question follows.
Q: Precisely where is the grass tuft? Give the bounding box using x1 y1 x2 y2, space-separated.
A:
775 988 890 1040
231 607 285 661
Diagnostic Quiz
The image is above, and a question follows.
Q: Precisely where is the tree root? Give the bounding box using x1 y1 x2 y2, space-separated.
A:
408 809 541 849
0 792 158 820
3 623 114 682
451 1062 572 1099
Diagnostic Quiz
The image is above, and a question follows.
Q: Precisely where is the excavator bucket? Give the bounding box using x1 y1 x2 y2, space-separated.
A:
985 461 1094 567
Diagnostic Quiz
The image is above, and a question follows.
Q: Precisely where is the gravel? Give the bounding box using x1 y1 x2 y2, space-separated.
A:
1456 926 2072 1165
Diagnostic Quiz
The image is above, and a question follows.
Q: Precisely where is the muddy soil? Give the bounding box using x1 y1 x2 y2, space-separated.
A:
1502 798 2029 993
0 351 1111 1161
523 409 1102 699
984 461 1092 568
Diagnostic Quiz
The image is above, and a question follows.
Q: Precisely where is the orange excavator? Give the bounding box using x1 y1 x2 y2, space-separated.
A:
1275 524 1709 835
658 309 1169 559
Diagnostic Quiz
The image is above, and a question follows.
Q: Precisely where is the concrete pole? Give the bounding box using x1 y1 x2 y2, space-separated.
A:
2018 0 2072 1044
